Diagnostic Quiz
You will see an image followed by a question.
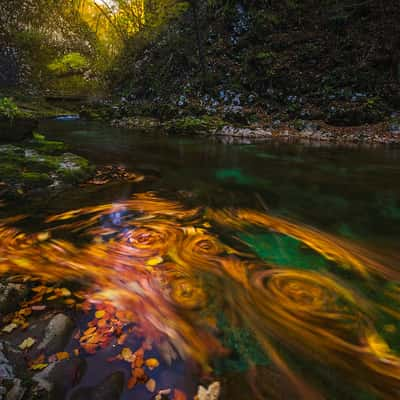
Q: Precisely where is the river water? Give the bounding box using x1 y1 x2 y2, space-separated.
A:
2 118 400 400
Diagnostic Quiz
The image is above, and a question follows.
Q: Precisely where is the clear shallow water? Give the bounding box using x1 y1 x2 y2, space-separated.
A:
40 119 400 244
2 119 400 400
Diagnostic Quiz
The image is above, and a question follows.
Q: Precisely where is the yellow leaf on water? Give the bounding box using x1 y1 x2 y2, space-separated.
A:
367 332 391 358
32 286 47 293
146 256 163 266
121 347 134 362
31 363 48 371
145 378 156 392
83 326 97 336
56 352 70 361
2 323 18 333
95 310 106 319
13 258 31 268
60 288 71 297
37 232 50 241
145 358 159 370
19 337 36 350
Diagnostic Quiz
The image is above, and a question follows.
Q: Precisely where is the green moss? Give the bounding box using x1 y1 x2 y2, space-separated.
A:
48 52 89 76
56 153 95 183
28 136 67 155
21 172 52 186
214 313 270 374
23 153 61 172
0 97 20 119
0 162 21 179
0 135 94 194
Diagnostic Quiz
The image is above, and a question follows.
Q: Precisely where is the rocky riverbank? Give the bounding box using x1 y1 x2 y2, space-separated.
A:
110 113 400 145
0 278 220 400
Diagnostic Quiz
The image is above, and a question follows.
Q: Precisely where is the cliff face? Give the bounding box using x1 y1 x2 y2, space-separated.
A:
112 0 400 125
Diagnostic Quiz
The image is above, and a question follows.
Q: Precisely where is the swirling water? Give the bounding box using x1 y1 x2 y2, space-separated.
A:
1 119 400 400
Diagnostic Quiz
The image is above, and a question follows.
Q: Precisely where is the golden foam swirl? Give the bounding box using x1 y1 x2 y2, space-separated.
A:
251 269 363 338
120 223 181 258
258 270 353 317
173 232 226 270
169 278 208 310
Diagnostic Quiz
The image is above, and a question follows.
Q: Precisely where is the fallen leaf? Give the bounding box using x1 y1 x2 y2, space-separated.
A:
95 310 106 319
146 378 156 393
30 363 48 371
60 288 71 297
146 256 164 266
37 232 50 241
121 347 134 362
117 333 128 345
31 305 47 311
19 337 36 350
174 389 187 400
2 323 18 333
127 376 137 389
56 352 70 361
195 382 220 400
83 327 97 336
145 358 159 370
133 367 147 382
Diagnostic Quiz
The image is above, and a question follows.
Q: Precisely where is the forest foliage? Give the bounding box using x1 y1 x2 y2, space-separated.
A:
0 0 189 92
0 0 399 105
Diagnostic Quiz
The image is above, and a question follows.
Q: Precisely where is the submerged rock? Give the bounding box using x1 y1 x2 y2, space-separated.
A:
70 371 124 400
33 358 86 399
0 283 27 314
37 314 74 355
0 343 26 400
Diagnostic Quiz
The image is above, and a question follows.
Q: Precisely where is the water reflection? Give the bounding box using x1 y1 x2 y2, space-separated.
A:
1 192 400 399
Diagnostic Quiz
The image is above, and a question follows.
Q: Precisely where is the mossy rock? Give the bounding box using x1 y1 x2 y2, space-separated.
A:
56 153 95 184
164 116 226 135
21 172 52 187
0 162 21 179
0 135 94 196
28 134 67 155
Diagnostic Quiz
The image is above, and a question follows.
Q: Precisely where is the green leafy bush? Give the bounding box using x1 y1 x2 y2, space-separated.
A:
0 98 20 119
48 53 89 76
